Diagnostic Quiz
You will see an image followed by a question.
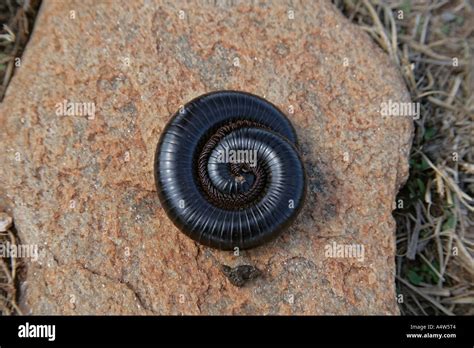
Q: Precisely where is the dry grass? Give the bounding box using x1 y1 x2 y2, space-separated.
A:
335 0 473 315
0 0 40 315
0 0 41 102
0 224 23 315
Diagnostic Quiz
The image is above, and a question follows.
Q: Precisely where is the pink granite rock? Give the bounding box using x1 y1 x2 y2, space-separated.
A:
0 0 413 314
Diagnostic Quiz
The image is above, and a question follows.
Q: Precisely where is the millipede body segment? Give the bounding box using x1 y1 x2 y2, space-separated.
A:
154 91 306 250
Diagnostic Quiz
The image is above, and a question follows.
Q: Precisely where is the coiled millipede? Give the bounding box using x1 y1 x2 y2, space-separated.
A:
154 91 306 250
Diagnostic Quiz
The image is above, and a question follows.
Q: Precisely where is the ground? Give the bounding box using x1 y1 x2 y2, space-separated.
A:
0 0 472 315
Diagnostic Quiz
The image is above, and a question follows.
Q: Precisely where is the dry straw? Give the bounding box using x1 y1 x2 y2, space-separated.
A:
335 0 473 315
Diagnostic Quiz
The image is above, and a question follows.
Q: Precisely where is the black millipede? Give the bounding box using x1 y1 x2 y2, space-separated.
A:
154 91 306 250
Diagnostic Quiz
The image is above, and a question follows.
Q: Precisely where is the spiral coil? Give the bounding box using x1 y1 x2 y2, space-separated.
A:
154 91 306 250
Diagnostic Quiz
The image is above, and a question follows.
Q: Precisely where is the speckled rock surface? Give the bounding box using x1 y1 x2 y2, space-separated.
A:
0 0 413 314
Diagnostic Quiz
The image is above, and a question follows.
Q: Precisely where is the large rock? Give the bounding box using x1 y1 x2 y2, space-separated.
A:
0 0 413 314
